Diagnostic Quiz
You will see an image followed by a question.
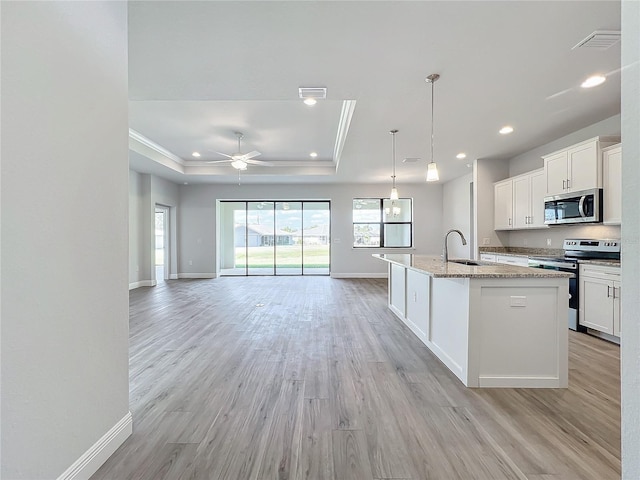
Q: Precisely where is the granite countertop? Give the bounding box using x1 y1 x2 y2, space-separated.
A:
578 259 621 267
373 254 573 279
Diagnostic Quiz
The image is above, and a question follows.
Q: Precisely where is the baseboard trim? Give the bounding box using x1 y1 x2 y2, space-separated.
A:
330 273 388 279
169 273 179 280
178 273 217 279
57 411 132 480
128 280 155 290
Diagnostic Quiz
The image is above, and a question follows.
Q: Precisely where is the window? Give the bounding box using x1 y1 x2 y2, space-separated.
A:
353 198 412 247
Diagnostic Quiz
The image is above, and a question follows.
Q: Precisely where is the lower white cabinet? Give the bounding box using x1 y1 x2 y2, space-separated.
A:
496 254 529 267
480 253 497 263
579 264 621 337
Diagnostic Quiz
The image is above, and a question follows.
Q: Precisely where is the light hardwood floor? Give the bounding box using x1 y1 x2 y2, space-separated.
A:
91 276 620 480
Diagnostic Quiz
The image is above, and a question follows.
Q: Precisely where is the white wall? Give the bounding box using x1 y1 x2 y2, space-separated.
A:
1 3 130 479
474 158 510 253
178 183 443 277
621 1 640 477
442 173 473 259
129 171 144 285
129 172 180 287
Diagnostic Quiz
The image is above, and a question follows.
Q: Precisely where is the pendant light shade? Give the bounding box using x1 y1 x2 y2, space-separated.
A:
386 129 401 216
426 162 439 182
425 73 440 182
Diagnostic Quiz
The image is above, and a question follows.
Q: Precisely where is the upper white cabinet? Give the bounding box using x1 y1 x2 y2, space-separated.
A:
603 144 622 225
495 169 546 230
494 179 513 230
543 136 620 196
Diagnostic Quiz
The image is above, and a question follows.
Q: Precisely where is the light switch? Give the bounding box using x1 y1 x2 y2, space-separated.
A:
510 296 527 307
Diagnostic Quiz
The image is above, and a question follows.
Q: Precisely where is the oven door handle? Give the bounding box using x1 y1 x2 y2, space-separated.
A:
578 195 586 218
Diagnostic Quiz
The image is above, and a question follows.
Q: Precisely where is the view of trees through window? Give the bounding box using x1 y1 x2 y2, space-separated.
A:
353 198 413 247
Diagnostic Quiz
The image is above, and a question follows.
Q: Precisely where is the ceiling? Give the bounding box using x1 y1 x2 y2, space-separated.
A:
128 1 621 185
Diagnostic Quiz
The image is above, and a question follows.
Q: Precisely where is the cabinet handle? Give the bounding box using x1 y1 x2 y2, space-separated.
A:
613 286 620 299
508 218 512 226
567 179 570 189
607 285 611 297
562 180 566 190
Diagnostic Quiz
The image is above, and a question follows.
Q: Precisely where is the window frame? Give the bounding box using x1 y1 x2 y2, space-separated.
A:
352 197 413 248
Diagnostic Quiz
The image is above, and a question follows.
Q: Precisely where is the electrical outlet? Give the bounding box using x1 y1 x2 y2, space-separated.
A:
546 238 552 246
189 260 193 265
483 238 490 245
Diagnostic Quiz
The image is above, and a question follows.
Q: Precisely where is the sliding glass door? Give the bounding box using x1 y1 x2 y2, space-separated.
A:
219 200 330 276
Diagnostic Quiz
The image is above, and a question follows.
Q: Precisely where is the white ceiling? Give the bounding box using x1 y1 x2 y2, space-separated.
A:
128 1 621 185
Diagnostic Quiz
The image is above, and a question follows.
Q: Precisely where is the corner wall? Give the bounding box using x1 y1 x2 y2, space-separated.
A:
178 183 443 278
442 173 473 259
621 0 640 477
1 3 130 478
128 171 180 288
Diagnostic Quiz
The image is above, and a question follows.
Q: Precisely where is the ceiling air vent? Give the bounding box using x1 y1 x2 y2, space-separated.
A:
572 30 621 50
298 87 327 100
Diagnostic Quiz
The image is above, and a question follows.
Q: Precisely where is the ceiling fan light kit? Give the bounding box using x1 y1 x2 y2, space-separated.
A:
425 73 440 182
207 132 271 170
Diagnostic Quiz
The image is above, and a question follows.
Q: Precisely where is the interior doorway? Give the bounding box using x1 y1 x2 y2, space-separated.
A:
218 200 330 276
155 206 169 282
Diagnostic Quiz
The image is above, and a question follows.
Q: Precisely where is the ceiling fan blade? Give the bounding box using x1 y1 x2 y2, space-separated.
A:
239 150 261 160
245 159 273 166
206 159 232 164
214 152 234 159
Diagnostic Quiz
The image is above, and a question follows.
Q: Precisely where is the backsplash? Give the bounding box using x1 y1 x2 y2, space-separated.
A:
507 224 621 249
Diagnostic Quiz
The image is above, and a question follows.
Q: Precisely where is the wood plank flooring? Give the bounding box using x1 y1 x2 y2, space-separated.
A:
91 276 621 480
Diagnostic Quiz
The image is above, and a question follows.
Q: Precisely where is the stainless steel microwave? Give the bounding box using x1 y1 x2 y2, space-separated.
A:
544 188 603 225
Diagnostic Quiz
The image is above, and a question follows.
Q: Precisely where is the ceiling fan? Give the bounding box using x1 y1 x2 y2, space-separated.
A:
207 132 272 170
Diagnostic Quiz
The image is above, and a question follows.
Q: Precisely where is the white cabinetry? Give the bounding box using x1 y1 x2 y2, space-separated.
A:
480 253 496 263
496 254 529 267
495 169 546 230
543 136 620 196
579 264 621 337
602 144 622 225
513 169 546 228
494 179 513 230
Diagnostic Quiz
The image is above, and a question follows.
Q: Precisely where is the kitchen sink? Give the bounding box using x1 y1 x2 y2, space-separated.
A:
450 259 482 266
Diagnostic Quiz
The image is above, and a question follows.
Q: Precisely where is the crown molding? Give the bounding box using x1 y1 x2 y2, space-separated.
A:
129 129 185 173
333 100 356 171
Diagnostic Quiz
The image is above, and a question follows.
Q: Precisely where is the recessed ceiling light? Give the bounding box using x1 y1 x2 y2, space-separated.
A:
309 152 318 158
183 182 189 185
192 152 201 157
456 153 467 159
499 126 514 135
303 97 317 106
581 75 606 88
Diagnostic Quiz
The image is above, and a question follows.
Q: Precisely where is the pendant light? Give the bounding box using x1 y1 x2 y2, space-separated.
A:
384 129 402 217
389 129 399 200
425 73 440 182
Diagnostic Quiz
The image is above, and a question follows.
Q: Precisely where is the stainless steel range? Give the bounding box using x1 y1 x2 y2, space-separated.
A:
528 239 621 331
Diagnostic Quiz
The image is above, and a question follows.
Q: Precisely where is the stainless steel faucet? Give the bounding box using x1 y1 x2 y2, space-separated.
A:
443 229 467 262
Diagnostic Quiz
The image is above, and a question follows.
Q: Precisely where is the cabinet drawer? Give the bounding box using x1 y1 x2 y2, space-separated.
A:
580 264 620 281
496 255 529 267
480 253 496 262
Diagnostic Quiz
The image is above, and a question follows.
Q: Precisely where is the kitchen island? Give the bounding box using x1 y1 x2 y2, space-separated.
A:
373 254 572 388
